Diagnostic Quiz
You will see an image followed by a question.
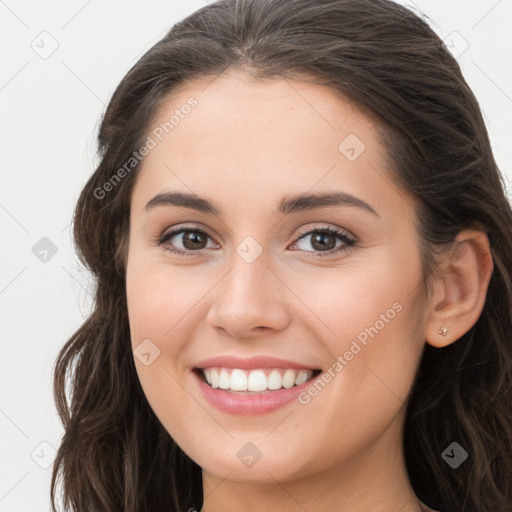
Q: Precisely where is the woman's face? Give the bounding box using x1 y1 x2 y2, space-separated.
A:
125 71 431 484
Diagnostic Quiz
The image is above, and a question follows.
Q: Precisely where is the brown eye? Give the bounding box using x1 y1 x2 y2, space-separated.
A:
180 231 208 250
309 232 337 251
157 228 217 254
290 226 356 257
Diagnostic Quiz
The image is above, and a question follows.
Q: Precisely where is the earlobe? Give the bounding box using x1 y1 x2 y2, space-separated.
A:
425 229 494 348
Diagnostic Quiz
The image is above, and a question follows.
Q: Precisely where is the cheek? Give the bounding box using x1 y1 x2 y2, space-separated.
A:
125 263 200 445
293 251 422 349
295 250 425 402
126 258 206 344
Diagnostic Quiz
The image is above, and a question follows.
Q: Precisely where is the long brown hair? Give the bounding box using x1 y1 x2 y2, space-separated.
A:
50 0 512 510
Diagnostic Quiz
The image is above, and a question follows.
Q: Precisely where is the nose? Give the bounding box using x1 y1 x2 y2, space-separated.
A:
206 252 292 339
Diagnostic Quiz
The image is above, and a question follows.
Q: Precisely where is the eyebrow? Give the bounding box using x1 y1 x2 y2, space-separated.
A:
144 190 379 217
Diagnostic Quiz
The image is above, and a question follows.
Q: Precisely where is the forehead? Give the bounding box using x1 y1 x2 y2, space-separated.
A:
130 70 410 220
149 70 377 144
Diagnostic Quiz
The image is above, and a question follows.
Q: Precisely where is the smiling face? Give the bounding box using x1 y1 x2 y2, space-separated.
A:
125 70 432 488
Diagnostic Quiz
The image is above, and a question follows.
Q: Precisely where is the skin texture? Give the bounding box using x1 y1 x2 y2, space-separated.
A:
125 70 493 512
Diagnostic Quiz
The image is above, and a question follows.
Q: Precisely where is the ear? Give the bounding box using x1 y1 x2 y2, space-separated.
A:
425 229 494 348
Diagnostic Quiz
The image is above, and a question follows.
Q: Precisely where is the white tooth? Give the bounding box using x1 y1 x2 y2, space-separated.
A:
218 368 231 389
282 369 297 389
230 369 247 391
247 369 267 392
206 367 312 391
267 369 282 390
295 369 309 386
210 368 219 388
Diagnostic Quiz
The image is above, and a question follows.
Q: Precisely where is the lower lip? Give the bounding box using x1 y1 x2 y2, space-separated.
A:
193 370 318 415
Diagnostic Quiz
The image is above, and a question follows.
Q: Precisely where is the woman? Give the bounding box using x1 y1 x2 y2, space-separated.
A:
50 0 512 511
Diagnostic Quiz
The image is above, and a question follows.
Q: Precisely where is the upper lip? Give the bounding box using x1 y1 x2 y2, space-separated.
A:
194 355 320 371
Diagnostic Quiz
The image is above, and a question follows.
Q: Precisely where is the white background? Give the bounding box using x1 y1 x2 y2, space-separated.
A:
1 1 511 510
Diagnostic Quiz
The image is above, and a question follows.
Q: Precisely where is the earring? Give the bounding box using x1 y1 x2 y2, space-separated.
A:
438 327 448 337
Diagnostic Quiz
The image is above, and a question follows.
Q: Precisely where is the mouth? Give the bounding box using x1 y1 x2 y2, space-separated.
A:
193 367 322 394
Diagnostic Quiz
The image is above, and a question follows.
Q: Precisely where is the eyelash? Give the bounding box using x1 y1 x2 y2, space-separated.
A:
155 224 357 258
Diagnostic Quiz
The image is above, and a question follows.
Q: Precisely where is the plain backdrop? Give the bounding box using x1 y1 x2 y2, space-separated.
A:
1 1 511 510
